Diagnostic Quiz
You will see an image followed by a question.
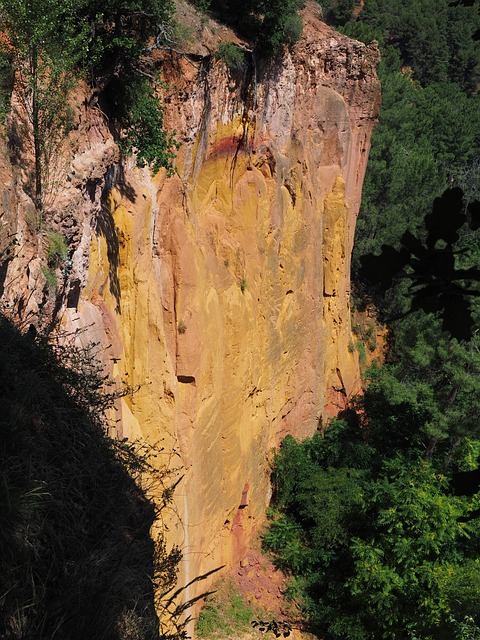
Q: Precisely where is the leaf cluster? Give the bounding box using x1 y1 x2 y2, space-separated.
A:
111 73 179 176
209 0 303 54
265 419 480 639
340 0 480 91
214 42 247 72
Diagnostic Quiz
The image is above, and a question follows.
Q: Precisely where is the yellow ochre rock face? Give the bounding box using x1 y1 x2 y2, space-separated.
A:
78 5 380 610
0 2 380 619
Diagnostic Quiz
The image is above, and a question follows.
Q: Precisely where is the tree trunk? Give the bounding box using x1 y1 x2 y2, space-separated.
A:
31 45 42 212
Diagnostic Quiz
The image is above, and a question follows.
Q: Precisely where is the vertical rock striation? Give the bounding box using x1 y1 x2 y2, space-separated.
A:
0 0 380 614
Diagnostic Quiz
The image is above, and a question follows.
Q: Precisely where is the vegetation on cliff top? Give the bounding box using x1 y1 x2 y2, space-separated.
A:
192 0 303 53
0 0 178 211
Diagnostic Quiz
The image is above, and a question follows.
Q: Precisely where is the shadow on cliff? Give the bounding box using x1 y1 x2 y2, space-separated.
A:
359 188 480 341
0 315 187 640
94 164 136 313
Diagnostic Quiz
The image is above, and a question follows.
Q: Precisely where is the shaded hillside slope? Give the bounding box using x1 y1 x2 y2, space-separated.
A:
0 316 182 640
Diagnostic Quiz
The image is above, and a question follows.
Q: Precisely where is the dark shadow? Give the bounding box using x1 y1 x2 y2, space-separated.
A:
105 162 137 202
96 168 122 313
0 256 11 298
359 188 480 341
91 159 139 315
0 315 184 640
7 114 26 166
453 468 480 497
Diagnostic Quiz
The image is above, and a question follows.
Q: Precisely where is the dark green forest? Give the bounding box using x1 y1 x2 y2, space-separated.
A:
265 1 480 639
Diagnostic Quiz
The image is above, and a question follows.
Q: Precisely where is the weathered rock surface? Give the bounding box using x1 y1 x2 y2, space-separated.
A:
0 1 380 621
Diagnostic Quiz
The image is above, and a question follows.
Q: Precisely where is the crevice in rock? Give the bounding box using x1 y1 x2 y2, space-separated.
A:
192 55 212 182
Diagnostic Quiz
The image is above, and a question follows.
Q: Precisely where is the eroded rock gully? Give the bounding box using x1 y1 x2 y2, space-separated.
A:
0 1 380 617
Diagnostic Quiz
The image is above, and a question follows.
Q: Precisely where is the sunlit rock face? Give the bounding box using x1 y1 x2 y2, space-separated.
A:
0 1 380 614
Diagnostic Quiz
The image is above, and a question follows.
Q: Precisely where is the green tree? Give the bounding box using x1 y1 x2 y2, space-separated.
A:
0 0 89 212
352 71 480 274
0 0 178 210
265 426 480 639
341 0 480 91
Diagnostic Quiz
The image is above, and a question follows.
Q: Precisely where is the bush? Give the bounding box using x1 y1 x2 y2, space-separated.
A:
112 74 179 176
266 427 480 639
210 0 303 55
196 578 254 638
46 230 68 267
215 42 246 72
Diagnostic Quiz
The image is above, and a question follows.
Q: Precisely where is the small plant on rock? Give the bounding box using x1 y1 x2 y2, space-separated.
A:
46 230 68 268
215 42 246 72
178 320 187 334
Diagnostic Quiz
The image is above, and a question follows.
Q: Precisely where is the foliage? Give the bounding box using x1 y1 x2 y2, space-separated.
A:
210 0 303 54
265 422 480 639
0 0 88 211
454 155 480 205
77 0 178 175
451 616 480 640
41 263 58 288
344 0 480 286
0 315 184 640
111 74 179 176
341 0 480 91
252 619 292 637
320 0 355 26
196 578 254 638
215 42 246 72
77 0 175 74
190 0 211 13
0 0 179 202
352 71 480 275
46 230 68 268
0 48 13 120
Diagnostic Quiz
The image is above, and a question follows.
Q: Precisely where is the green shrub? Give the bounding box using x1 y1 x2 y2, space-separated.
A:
191 0 211 12
451 616 480 640
266 426 480 639
46 230 68 268
41 263 58 288
196 578 254 638
210 0 302 55
215 42 246 72
113 74 179 176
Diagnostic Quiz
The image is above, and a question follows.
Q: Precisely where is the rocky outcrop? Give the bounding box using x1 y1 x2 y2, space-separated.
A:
0 0 380 621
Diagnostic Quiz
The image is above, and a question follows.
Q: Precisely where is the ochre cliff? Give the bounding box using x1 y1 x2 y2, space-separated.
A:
0 0 380 619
